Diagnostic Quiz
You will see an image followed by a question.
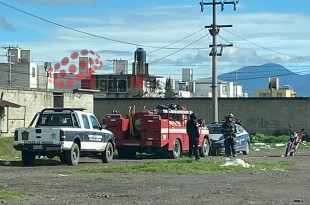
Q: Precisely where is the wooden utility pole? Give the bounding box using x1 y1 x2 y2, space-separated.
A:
199 0 238 122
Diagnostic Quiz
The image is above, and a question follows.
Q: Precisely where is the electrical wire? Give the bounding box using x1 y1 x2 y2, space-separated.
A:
149 34 209 64
0 1 210 50
222 28 310 62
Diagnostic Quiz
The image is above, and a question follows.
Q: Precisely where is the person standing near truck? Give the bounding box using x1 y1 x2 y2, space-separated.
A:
222 113 237 157
186 112 200 160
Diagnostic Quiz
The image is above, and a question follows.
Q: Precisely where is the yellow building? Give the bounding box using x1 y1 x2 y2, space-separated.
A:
254 78 296 97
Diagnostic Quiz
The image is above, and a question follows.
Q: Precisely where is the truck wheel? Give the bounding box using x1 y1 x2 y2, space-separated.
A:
101 142 114 163
199 138 210 157
22 151 35 165
169 139 181 159
66 143 80 166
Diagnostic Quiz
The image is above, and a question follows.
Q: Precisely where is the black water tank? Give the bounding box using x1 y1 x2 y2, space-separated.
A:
134 48 146 63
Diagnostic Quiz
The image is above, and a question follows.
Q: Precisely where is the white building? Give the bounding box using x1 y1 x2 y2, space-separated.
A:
193 78 244 97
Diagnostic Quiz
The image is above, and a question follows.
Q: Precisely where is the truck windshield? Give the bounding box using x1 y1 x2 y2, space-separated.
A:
38 114 73 127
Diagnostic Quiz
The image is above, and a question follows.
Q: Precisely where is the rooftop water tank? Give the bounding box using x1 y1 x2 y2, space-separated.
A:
134 48 146 63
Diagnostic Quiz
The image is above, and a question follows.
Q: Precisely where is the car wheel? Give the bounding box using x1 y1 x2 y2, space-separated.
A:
101 142 114 163
169 139 181 159
199 138 210 157
242 142 250 155
66 143 80 166
22 151 35 165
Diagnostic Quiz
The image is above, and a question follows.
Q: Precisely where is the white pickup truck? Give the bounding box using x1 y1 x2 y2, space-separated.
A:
13 108 115 166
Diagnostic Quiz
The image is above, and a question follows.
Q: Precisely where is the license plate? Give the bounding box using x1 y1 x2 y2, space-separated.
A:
146 141 152 145
33 145 43 150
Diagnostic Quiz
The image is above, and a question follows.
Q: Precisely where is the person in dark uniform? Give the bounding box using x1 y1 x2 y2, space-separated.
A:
186 112 200 160
235 118 242 126
222 113 237 157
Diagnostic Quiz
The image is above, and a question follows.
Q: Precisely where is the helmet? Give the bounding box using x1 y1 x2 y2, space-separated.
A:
190 113 198 120
226 113 234 119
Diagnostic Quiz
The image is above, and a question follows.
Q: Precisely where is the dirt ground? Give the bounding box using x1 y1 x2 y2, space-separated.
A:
1 148 310 205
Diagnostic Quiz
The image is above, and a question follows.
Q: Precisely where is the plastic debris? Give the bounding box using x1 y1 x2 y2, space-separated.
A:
254 142 266 146
220 158 252 168
274 143 286 147
3 161 11 166
58 174 69 177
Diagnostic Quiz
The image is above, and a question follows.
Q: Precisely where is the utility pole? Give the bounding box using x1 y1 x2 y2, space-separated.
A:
3 46 13 86
199 0 238 122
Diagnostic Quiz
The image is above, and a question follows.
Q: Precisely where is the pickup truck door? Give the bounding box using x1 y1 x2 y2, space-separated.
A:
80 114 105 151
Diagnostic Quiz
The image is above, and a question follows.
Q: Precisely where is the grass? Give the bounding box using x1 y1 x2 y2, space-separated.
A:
0 137 20 161
0 184 32 201
78 157 293 174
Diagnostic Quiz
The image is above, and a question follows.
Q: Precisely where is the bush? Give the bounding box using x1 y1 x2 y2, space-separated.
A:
251 133 288 143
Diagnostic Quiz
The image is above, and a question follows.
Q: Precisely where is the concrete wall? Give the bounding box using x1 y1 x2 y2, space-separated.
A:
94 98 310 135
0 87 93 137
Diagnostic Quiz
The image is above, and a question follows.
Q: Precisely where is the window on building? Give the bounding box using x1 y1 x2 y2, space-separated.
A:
32 67 36 78
259 93 269 97
277 93 283 97
118 80 127 93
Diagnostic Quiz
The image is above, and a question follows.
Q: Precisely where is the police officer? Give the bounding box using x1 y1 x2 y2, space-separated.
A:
222 113 237 157
186 112 200 160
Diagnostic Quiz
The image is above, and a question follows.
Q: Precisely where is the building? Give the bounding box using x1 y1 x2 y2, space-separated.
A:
185 78 244 97
254 78 296 97
0 47 45 89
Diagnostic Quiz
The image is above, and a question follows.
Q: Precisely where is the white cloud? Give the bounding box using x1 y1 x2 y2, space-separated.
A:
0 17 15 31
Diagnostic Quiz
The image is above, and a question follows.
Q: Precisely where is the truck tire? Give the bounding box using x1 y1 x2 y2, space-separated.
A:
66 143 80 166
199 138 210 157
169 139 181 159
22 150 35 165
101 142 114 163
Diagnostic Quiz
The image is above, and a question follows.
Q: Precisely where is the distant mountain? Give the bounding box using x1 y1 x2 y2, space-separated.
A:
218 63 310 97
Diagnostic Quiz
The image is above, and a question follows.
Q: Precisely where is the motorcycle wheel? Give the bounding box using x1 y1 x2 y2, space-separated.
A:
285 144 290 157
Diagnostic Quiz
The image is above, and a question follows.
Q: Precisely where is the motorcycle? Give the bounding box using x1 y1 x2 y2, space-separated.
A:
285 125 304 157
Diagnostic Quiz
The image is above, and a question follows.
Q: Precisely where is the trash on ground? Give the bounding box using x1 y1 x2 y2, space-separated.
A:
253 142 266 146
275 143 286 147
3 161 11 166
58 174 69 177
220 158 252 168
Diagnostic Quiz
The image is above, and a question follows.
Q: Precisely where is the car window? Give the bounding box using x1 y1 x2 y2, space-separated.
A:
72 113 80 128
81 114 90 129
90 115 100 129
207 125 222 134
236 124 243 133
38 114 73 126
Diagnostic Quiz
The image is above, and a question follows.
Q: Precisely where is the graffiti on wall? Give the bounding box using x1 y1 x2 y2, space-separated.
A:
247 117 281 131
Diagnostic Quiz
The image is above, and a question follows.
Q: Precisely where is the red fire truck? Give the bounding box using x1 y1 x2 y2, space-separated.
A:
102 105 210 159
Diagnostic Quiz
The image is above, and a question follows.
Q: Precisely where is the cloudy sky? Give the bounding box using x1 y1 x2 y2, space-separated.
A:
1 0 310 80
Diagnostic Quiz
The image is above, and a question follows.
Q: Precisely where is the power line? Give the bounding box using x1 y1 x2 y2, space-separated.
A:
0 1 210 50
149 34 209 64
222 28 310 62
